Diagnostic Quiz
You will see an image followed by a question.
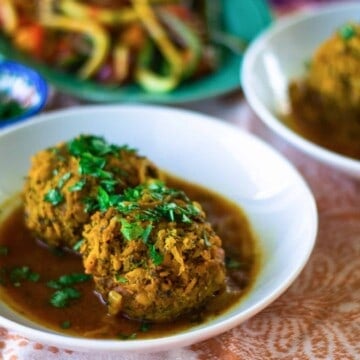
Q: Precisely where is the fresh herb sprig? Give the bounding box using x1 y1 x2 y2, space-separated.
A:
115 181 201 265
116 181 201 223
44 135 138 211
9 266 40 287
47 272 92 308
339 23 357 41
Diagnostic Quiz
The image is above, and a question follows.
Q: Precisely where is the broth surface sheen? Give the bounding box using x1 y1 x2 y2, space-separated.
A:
0 174 259 339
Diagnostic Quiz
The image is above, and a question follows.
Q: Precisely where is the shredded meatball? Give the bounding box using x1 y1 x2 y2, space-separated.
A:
80 181 226 322
289 22 360 139
23 135 162 249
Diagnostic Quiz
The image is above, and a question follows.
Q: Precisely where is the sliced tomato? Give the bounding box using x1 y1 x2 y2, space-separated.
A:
13 24 45 58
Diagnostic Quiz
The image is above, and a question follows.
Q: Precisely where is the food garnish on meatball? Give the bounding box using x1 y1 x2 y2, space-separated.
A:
23 134 162 249
81 180 226 322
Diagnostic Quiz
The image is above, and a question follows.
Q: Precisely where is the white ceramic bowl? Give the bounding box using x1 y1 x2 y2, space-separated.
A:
242 1 360 177
0 105 317 353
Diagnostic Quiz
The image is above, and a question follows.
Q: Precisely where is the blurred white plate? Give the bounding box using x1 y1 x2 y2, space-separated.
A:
0 105 317 353
242 1 360 177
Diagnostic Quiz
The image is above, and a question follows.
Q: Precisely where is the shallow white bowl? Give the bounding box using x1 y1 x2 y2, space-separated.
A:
0 105 317 353
242 1 360 177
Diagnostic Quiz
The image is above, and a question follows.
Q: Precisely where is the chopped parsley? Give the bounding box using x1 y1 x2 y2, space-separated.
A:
72 239 84 252
9 266 40 286
50 287 81 308
114 181 202 265
115 275 128 283
47 272 92 289
47 272 91 308
225 257 244 270
203 231 211 247
68 178 86 192
117 332 137 340
67 135 134 158
148 244 163 266
117 323 150 340
57 172 72 189
140 322 151 332
116 181 201 224
44 188 64 206
120 219 147 241
60 320 72 329
45 135 139 212
339 23 357 41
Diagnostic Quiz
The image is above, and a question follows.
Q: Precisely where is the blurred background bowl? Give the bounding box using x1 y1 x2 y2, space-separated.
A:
241 1 360 177
0 0 272 103
0 60 48 128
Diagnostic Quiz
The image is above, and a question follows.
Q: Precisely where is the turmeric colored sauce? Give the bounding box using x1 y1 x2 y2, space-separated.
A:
0 174 259 339
283 113 360 160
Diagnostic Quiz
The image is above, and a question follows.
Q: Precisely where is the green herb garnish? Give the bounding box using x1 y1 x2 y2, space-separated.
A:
72 239 84 252
67 135 133 158
148 244 163 266
47 272 91 307
225 257 244 270
140 322 151 332
115 181 202 266
47 272 91 289
60 320 72 329
44 188 64 206
9 266 40 286
57 172 72 189
50 287 81 308
115 275 128 283
68 178 86 192
339 23 357 41
45 135 137 211
117 332 137 340
203 231 211 247
120 219 146 241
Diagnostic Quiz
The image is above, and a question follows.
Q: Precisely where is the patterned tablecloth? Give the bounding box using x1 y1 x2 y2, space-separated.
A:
0 92 359 360
0 1 359 359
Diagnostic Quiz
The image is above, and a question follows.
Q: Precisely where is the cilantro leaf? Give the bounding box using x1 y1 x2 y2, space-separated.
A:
120 219 145 241
50 287 81 308
44 188 64 206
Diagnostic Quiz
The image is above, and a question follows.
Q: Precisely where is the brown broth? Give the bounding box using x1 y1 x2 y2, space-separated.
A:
283 113 360 160
0 175 259 339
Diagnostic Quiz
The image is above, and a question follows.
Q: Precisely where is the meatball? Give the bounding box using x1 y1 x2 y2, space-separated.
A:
307 23 360 110
289 22 360 137
80 181 226 322
23 134 162 249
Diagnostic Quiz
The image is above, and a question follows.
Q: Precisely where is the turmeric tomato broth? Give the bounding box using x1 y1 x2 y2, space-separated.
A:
283 113 360 160
0 174 259 339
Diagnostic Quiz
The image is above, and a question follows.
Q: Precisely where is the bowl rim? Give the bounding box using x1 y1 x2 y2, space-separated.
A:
241 0 360 176
0 60 48 127
0 104 318 353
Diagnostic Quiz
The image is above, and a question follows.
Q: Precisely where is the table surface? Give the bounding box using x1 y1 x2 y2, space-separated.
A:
0 2 359 359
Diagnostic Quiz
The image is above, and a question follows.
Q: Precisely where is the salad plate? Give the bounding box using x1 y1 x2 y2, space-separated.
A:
0 0 272 103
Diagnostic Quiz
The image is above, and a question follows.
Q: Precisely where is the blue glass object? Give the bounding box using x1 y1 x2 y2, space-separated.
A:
0 60 48 128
